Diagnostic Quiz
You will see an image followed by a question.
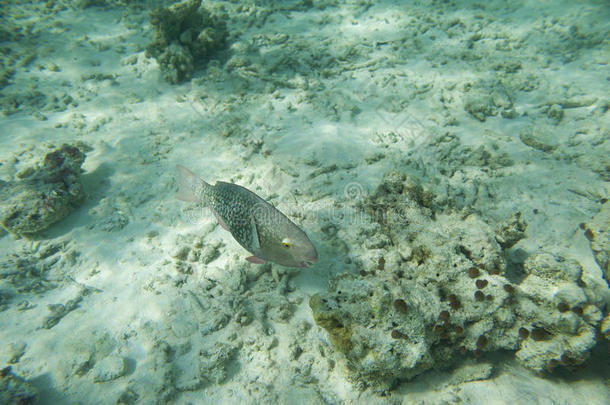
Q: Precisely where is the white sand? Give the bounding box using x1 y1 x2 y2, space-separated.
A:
0 0 608 404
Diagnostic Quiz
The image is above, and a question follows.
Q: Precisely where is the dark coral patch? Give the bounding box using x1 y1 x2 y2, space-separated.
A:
531 327 550 341
448 294 461 310
557 302 570 313
584 229 594 241
476 335 488 349
391 330 407 339
393 299 407 314
519 327 530 339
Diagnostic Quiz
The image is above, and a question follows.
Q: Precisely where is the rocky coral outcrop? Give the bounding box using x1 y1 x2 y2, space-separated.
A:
514 252 602 371
309 170 605 389
145 0 228 84
0 144 87 235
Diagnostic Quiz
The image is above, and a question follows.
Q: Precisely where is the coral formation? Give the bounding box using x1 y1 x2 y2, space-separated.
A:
309 170 606 389
145 0 228 84
0 144 87 235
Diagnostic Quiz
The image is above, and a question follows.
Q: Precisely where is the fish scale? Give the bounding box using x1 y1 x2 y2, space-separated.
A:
208 181 261 252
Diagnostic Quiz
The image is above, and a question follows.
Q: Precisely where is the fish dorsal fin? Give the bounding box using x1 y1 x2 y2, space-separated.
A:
250 216 261 250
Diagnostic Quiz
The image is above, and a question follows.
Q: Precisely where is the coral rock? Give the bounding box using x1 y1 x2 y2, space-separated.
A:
145 0 228 84
0 144 86 235
309 170 605 388
92 355 126 383
495 211 527 249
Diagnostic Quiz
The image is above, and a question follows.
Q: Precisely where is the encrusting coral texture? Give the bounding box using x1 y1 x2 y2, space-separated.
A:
310 170 605 389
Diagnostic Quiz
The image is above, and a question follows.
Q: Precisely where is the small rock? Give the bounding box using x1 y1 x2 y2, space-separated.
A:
71 351 93 376
519 126 557 152
200 244 220 264
92 355 126 382
199 343 236 384
5 342 26 364
496 211 527 249
464 95 496 122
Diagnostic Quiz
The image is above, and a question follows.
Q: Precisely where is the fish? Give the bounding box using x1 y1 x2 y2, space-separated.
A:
176 165 318 268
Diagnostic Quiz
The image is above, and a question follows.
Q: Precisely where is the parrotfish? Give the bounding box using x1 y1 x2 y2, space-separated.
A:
176 165 318 268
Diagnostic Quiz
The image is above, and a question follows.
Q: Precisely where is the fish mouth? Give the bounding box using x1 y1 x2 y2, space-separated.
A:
301 254 317 268
302 260 316 268
299 245 318 267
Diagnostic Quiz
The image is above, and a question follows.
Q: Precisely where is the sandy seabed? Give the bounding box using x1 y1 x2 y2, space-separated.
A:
0 1 609 404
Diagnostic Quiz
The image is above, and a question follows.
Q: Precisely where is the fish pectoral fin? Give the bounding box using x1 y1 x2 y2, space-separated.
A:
246 256 265 264
250 217 261 250
211 208 229 231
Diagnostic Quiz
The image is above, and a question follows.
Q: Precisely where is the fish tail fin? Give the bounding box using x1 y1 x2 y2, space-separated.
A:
176 164 210 203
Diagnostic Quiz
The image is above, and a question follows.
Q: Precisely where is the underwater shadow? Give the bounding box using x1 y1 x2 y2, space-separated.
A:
30 372 77 405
